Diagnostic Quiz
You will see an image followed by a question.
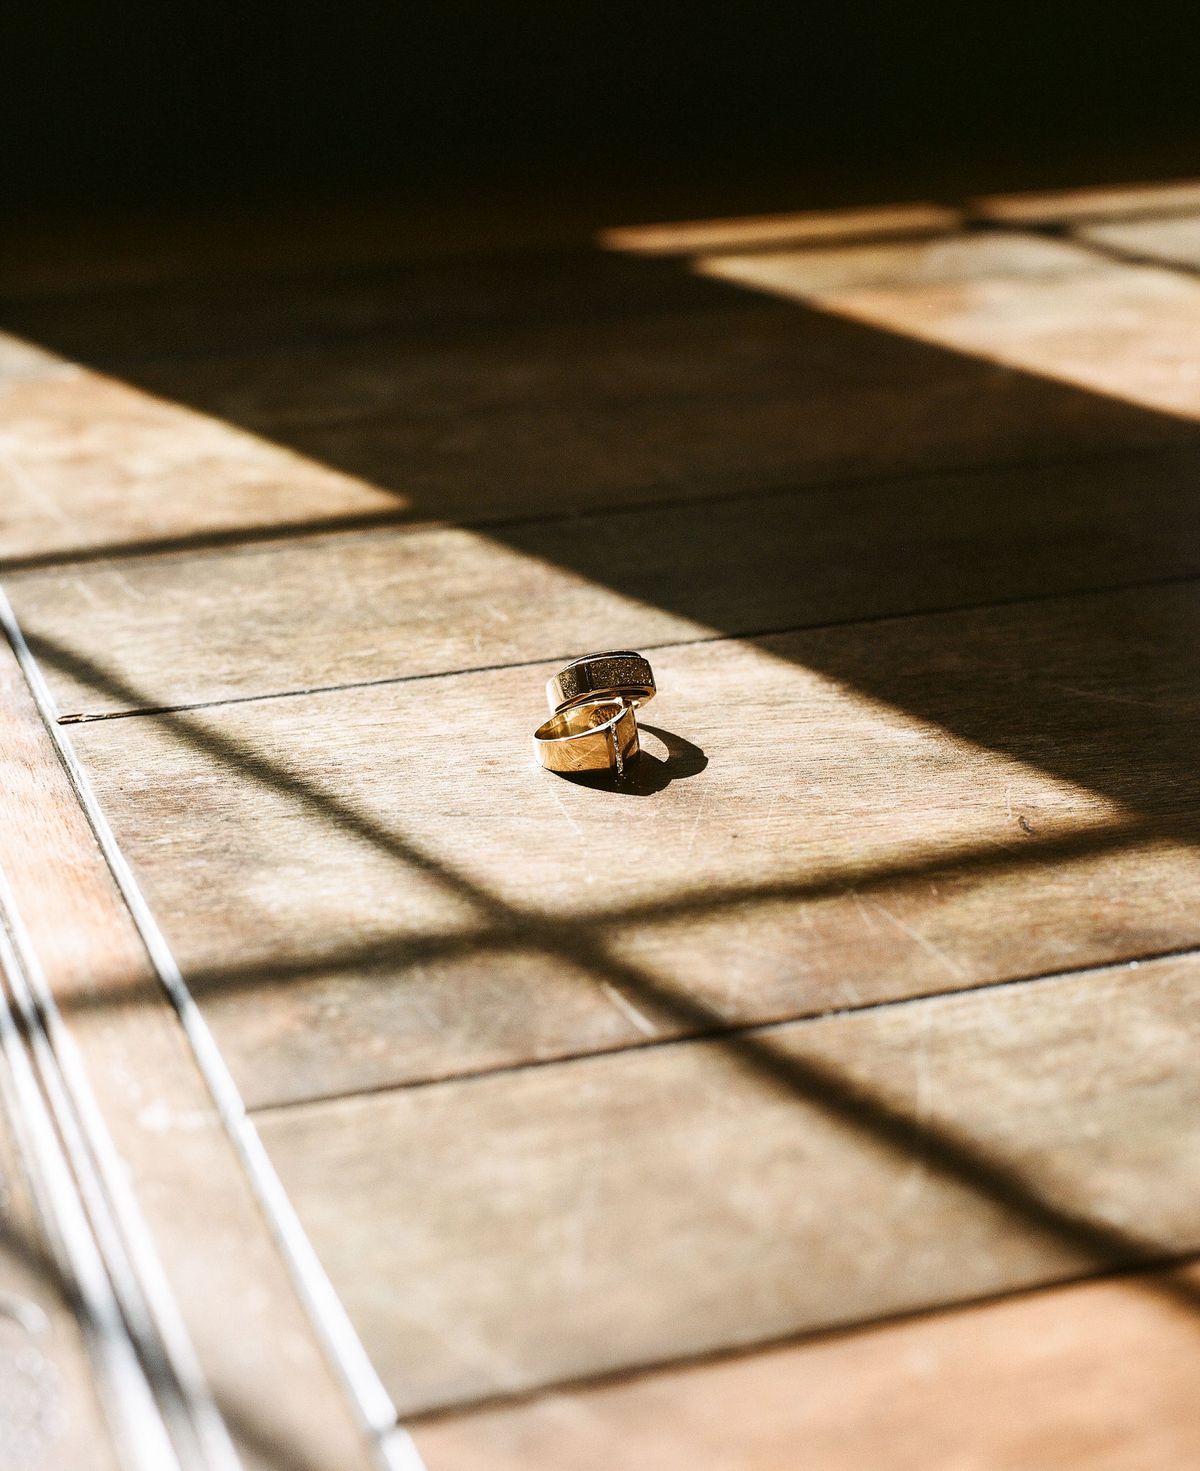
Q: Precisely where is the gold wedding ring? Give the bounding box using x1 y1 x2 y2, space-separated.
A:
533 697 640 776
545 650 656 714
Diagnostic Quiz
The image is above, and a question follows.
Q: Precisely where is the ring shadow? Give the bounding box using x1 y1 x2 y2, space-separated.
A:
14 211 1200 1441
551 723 708 796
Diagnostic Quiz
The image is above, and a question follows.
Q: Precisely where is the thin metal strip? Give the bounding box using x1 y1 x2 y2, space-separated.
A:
0 860 236 1471
0 914 182 1471
0 586 426 1471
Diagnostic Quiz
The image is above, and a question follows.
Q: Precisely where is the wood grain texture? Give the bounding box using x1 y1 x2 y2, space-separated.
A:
0 366 404 569
135 293 1130 527
0 1097 119 1471
5 231 1196 569
257 954 1200 1413
0 639 376 1470
12 197 1200 1455
12 444 1200 718
412 1259 1200 1471
63 581 1200 1108
701 230 1200 421
970 178 1200 224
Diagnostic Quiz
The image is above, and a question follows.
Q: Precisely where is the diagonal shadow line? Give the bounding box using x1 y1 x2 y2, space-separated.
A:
11 218 1200 596
11 202 1200 1448
0 1210 84 1319
7 206 1200 1434
28 625 1184 998
26 629 1200 1355
11 224 1200 885
24 619 1200 1036
1 984 342 1471
47 815 1165 1022
45 566 1200 732
4 436 1199 581
27 632 540 923
0 1181 335 1471
391 930 1200 1422
402 1253 1200 1429
0 508 419 575
1061 226 1200 283
187 817 1160 1001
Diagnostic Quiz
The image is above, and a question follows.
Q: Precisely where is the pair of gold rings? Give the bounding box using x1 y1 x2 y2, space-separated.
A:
533 651 656 778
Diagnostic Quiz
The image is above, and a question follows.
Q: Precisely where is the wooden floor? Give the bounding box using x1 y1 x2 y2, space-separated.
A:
3 178 1200 1468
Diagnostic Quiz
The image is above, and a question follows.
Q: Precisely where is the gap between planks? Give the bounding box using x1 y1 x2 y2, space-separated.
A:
43 563 1200 726
245 945 1197 1120
0 435 1186 580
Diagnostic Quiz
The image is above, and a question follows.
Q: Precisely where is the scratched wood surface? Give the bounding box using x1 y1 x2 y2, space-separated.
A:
9 445 1200 718
255 957 1200 1413
3 227 1198 571
5 187 1200 1466
413 1258 1200 1471
59 581 1200 1110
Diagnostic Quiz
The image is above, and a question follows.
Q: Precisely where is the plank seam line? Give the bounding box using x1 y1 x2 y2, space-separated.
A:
0 585 427 1471
398 1248 1200 1426
7 438 1196 579
55 564 1200 725
249 945 1187 1118
0 911 185 1471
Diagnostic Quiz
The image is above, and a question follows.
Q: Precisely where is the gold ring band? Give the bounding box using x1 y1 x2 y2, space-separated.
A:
533 697 640 776
546 651 656 714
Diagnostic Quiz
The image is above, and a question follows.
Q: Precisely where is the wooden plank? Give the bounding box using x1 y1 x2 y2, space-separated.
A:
412 1258 1200 1471
0 228 1111 372
127 288 1085 513
61 581 1200 1108
1076 211 1200 271
12 445 1200 718
0 367 404 570
0 186 949 297
970 178 1200 225
8 200 1199 1455
599 201 960 255
701 232 1200 421
0 634 379 1469
0 1092 120 1471
694 230 1109 290
256 954 1200 1413
0 193 614 298
5 232 1196 570
0 251 749 367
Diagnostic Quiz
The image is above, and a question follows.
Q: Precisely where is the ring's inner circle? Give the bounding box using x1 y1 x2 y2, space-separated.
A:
537 700 625 740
